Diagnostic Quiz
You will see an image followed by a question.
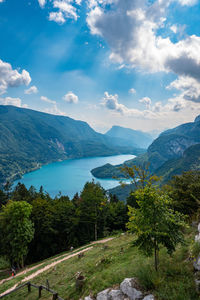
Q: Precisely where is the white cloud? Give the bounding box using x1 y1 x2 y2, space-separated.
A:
129 88 136 94
38 0 46 7
75 0 82 4
101 90 193 120
41 96 56 104
170 25 177 34
0 97 22 107
24 85 38 95
177 0 198 6
44 104 66 115
49 11 66 24
48 0 82 24
53 1 78 21
139 97 152 109
167 76 200 102
40 95 65 115
63 91 79 103
102 91 153 118
0 59 31 95
86 0 200 80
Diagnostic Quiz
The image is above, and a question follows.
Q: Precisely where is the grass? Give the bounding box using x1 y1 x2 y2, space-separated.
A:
0 233 199 300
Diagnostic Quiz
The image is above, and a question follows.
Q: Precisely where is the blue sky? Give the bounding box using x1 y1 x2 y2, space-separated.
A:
0 0 200 133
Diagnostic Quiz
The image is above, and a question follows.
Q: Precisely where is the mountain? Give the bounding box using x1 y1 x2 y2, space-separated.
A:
155 143 200 183
0 105 143 186
147 117 200 170
105 126 153 149
91 116 200 184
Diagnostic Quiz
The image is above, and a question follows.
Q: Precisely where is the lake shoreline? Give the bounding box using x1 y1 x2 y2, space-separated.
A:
13 154 135 198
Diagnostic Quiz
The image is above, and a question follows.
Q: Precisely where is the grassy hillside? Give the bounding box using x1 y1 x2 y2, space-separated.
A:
0 232 198 300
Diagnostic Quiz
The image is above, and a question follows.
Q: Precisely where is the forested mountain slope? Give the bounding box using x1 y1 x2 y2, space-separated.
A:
92 116 200 184
0 105 142 186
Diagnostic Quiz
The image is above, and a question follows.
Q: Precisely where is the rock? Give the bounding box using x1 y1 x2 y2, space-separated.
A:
195 234 200 243
198 223 200 233
109 289 124 300
120 278 143 300
97 289 111 300
84 297 94 300
195 279 200 292
143 295 154 300
194 256 200 271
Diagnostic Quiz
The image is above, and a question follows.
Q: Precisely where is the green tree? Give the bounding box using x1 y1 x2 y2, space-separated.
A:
127 185 186 271
166 171 200 217
0 201 34 268
0 189 8 209
79 181 107 242
107 201 127 232
29 197 55 262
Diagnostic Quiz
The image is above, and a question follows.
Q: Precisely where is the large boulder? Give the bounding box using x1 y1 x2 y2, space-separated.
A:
143 295 154 300
97 289 111 300
108 289 124 300
120 278 143 300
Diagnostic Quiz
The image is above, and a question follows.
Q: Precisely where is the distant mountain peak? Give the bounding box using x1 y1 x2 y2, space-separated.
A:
105 125 153 149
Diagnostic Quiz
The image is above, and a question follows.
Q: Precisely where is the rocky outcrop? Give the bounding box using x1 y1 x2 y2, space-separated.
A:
83 278 154 300
120 278 143 300
194 223 200 271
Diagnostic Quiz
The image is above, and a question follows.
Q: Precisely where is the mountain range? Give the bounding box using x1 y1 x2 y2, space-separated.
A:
0 105 145 187
92 116 200 185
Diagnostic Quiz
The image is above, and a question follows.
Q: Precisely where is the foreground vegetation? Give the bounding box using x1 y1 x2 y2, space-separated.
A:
0 232 198 300
1 167 200 299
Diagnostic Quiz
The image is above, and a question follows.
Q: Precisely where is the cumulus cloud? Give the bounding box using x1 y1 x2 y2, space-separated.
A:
129 88 136 94
0 97 24 107
139 97 152 109
49 11 66 24
41 96 56 104
46 0 82 24
102 92 154 118
167 76 200 102
101 90 192 120
0 59 31 94
38 0 46 7
24 85 38 95
63 91 79 103
86 0 200 80
53 1 78 21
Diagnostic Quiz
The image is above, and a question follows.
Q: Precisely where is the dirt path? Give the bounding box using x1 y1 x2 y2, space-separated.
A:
0 237 114 298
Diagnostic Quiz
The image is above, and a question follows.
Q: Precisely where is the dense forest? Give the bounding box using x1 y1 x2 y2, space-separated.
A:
0 168 199 270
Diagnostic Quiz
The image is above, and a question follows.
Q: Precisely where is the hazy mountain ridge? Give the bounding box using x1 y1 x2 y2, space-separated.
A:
105 125 153 149
0 105 143 186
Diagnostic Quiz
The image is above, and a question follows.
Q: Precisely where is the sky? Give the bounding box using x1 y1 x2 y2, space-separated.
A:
0 0 200 133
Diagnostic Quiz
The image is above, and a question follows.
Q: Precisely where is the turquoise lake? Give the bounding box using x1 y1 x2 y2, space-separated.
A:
14 154 135 198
